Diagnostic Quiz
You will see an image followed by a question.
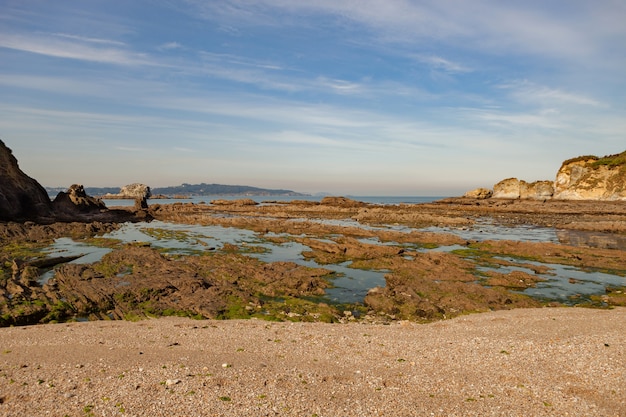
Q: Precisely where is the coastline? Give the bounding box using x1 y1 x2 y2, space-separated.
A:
1 306 624 416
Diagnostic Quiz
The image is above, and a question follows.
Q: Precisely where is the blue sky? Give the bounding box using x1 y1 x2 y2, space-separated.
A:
1 1 625 196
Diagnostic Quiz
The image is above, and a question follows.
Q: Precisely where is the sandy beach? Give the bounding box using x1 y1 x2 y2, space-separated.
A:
1 306 624 416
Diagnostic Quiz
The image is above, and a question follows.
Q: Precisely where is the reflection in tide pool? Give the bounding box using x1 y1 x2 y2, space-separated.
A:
39 239 113 284
45 238 113 264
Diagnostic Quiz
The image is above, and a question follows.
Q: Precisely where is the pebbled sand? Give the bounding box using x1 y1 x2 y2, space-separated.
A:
1 307 625 417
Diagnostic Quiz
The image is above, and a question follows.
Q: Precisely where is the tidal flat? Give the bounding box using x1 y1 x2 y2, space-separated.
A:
1 197 626 326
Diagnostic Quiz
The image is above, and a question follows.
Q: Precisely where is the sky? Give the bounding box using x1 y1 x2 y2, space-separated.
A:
1 1 625 196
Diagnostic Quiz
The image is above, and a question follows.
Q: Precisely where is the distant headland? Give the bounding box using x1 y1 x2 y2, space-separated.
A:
45 183 308 199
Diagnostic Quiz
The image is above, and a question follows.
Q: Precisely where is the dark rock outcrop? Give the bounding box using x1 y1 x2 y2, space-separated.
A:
52 184 107 216
1 139 151 223
0 140 53 221
51 184 151 223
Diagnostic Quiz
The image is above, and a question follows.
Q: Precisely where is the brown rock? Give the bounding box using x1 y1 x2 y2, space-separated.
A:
0 139 53 221
320 196 365 207
211 198 258 206
463 187 493 199
52 184 107 215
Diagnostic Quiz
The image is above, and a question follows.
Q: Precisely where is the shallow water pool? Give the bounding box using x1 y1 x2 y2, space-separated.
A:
40 219 625 305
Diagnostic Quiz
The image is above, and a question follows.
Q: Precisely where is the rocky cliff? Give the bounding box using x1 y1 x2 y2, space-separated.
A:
553 152 626 200
466 150 626 201
0 140 53 221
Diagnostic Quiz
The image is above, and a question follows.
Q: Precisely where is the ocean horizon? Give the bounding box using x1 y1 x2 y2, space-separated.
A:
103 195 449 207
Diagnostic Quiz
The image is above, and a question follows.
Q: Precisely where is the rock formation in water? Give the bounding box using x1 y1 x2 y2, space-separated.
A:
0 139 54 221
466 150 626 201
104 183 152 200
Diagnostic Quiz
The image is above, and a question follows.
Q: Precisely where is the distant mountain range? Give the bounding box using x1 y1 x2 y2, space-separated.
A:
46 183 306 197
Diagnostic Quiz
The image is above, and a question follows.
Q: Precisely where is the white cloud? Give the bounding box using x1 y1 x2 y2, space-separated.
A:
53 33 126 46
469 109 564 129
0 33 152 65
158 41 183 50
499 80 605 108
315 77 364 95
268 131 343 147
413 54 472 74
185 0 626 64
115 146 143 152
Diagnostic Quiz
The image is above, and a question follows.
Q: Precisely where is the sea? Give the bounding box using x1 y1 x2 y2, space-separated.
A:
103 195 447 207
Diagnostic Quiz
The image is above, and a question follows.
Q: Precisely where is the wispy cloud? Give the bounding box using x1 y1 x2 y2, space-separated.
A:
413 54 472 74
53 33 126 46
0 33 152 65
199 51 285 70
467 108 564 129
315 77 364 95
115 146 143 152
158 41 183 50
499 80 605 108
268 131 343 147
186 0 626 64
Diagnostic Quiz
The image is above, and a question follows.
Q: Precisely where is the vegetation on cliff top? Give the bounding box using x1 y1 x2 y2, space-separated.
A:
560 150 626 170
590 150 626 168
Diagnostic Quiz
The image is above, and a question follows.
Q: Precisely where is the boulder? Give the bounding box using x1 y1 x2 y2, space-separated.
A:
463 188 493 199
0 139 53 221
103 183 152 199
553 152 626 200
492 178 522 199
119 183 151 199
